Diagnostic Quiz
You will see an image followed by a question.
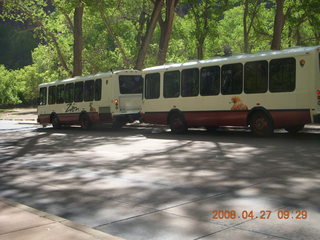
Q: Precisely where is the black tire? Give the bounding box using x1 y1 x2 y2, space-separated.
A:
112 116 127 129
80 114 92 130
284 125 304 134
249 112 273 136
169 113 187 134
51 115 61 129
112 120 126 129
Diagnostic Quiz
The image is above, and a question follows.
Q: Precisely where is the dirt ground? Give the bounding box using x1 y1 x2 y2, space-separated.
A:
0 108 37 121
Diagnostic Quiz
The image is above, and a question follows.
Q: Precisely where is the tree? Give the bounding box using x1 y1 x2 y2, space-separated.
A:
271 0 286 50
135 0 164 70
243 0 261 53
73 1 84 76
185 0 230 59
157 0 179 65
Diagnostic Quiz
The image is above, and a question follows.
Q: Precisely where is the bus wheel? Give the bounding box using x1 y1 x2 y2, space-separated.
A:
169 113 187 134
51 115 61 129
285 125 304 134
250 112 273 136
80 115 92 130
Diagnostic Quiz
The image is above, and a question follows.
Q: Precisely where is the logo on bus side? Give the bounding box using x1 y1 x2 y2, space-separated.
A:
66 103 80 113
231 97 248 111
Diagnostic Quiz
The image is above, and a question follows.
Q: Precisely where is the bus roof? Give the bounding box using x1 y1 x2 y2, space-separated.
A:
143 45 320 72
39 69 141 87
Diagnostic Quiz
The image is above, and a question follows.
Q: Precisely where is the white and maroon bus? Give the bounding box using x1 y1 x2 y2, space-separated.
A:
141 46 320 135
37 70 143 129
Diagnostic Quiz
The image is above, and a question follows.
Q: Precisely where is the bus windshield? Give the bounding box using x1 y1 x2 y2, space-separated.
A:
119 75 143 94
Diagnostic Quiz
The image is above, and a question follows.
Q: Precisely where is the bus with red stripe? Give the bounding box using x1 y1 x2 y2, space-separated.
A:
37 70 143 129
141 46 320 136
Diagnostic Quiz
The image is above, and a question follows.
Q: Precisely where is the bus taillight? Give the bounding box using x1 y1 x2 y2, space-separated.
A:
113 98 119 109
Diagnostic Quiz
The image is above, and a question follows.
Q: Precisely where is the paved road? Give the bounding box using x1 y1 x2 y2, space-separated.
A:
0 121 319 240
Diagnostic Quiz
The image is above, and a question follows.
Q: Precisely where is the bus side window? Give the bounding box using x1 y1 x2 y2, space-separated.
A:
269 57 296 92
74 82 84 102
181 68 199 97
65 83 74 103
164 70 180 98
145 73 160 99
95 79 102 101
84 80 94 102
57 84 65 104
39 87 47 105
221 63 243 95
200 66 220 96
244 61 268 94
48 86 56 105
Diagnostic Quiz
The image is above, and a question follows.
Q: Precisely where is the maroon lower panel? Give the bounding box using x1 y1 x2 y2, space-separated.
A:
184 111 248 126
270 110 311 128
141 112 168 125
142 109 311 128
38 115 51 125
38 112 112 126
57 113 81 124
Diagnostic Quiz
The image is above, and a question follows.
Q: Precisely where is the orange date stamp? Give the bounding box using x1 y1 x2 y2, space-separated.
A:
211 210 308 220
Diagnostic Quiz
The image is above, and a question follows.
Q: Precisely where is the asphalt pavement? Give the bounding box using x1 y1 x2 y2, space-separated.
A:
0 120 320 240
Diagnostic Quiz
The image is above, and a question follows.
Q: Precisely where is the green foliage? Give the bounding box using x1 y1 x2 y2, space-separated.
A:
0 25 38 69
0 0 319 105
0 65 24 104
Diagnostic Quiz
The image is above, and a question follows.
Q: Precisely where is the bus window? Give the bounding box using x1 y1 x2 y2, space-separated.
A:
181 68 199 97
221 63 243 95
57 84 65 104
74 82 84 102
48 86 56 105
164 70 180 98
39 87 47 105
269 57 296 92
119 75 143 94
95 79 102 101
200 66 220 96
145 73 160 99
84 80 94 101
244 60 268 94
65 83 74 103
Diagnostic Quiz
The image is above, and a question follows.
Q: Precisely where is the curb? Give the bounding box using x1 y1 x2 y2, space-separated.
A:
0 197 124 240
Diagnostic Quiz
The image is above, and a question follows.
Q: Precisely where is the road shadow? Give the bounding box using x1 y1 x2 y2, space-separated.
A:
0 124 319 233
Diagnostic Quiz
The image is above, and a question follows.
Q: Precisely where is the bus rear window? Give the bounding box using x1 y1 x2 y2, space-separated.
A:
119 75 143 94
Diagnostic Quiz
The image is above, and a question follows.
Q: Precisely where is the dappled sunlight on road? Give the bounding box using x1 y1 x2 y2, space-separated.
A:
0 124 320 239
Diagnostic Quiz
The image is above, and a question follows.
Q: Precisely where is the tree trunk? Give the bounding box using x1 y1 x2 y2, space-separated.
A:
243 0 249 53
73 4 84 77
157 0 178 65
271 0 285 50
196 36 205 60
135 0 164 70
